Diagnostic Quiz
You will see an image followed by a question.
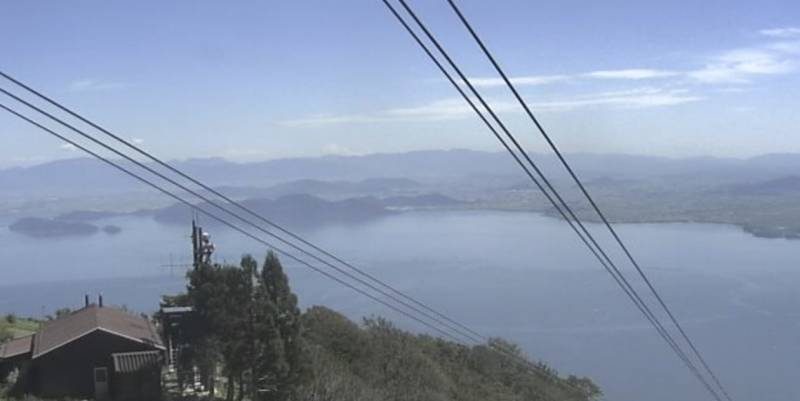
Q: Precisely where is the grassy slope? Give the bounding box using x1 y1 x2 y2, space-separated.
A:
0 316 39 339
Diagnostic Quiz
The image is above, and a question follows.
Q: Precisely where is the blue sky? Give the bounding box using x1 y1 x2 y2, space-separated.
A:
1 0 799 167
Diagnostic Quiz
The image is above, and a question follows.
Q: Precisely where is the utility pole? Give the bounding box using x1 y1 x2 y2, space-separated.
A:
189 218 217 396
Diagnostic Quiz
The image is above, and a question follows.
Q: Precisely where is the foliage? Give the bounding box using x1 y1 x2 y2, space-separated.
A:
54 308 72 319
180 251 600 401
0 317 38 340
185 251 307 401
0 327 11 344
298 306 601 401
252 252 307 401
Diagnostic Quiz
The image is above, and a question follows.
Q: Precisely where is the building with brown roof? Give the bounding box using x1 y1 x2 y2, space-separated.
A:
0 334 33 362
0 334 33 380
0 297 165 400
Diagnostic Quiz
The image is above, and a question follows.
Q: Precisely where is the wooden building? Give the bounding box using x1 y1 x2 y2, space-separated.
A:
0 298 165 400
0 334 33 380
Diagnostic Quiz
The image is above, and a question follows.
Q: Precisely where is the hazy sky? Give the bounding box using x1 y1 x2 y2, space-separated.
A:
1 0 799 167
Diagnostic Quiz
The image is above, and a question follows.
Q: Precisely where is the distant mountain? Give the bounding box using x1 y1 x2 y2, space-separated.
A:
745 153 800 172
56 210 125 222
381 193 464 208
150 192 467 229
4 150 800 198
725 176 800 195
260 177 423 198
0 150 498 197
151 194 394 229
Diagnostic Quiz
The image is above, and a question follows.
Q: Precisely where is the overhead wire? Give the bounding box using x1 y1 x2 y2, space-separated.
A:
0 85 482 346
0 86 589 398
382 0 725 399
377 3 698 380
0 69 485 344
0 101 469 344
441 1 734 400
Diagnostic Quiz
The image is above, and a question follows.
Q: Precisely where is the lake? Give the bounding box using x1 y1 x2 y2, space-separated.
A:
1 210 798 401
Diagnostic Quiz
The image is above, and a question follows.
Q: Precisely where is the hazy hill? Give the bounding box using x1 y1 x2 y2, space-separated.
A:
5 150 800 198
0 150 505 196
5 150 800 239
382 193 464 208
240 177 425 199
151 193 394 228
724 176 800 195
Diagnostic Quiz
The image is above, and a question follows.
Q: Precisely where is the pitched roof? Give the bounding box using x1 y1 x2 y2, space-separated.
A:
112 350 162 373
0 334 33 359
32 306 164 359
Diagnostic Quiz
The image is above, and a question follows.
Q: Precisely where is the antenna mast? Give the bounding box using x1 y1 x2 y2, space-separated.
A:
191 219 214 269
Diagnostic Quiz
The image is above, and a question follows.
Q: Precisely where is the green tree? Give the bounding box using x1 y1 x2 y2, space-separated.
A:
186 262 227 396
186 254 308 401
252 251 307 401
54 308 72 318
220 255 257 401
0 326 12 344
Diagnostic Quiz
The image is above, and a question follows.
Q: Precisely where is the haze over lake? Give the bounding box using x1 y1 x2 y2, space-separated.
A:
1 210 797 401
5 0 800 396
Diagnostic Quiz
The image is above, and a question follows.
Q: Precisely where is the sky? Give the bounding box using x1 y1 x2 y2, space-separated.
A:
1 0 799 168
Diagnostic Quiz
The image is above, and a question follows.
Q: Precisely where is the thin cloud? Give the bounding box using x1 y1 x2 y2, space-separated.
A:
284 28 791 127
468 75 569 88
688 48 796 83
321 143 360 156
383 98 517 119
760 27 800 38
60 143 77 151
687 29 800 83
68 79 131 92
767 41 800 54
280 87 701 126
279 113 388 127
468 70 678 87
472 29 800 86
529 87 702 111
584 69 678 80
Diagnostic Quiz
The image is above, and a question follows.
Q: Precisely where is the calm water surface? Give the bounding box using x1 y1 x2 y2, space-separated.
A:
1 211 798 401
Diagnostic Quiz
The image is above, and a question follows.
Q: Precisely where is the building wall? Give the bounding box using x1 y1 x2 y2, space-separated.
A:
30 330 161 399
114 369 162 401
0 352 31 379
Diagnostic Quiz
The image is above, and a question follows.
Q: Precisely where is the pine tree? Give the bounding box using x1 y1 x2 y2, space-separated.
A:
253 251 307 401
186 262 224 396
219 257 256 401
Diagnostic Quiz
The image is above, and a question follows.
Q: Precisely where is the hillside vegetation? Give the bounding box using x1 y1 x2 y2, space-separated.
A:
0 315 38 341
164 252 600 401
300 306 599 401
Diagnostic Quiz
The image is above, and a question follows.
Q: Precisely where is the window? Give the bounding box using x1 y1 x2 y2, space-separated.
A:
94 367 108 383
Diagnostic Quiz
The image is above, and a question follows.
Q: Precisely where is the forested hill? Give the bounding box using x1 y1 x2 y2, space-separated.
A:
167 253 600 401
300 306 599 401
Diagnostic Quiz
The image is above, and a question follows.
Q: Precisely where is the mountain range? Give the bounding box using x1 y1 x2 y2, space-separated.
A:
4 150 800 197
3 149 800 239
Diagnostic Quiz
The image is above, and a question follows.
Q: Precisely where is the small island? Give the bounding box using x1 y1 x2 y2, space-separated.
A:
102 225 122 235
9 217 99 238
